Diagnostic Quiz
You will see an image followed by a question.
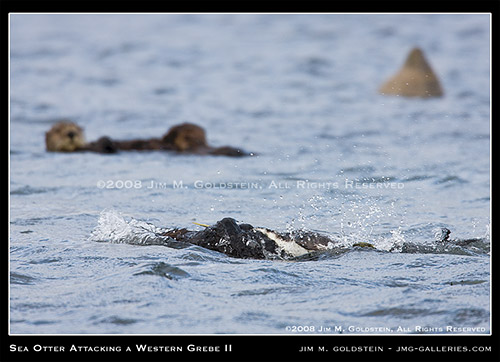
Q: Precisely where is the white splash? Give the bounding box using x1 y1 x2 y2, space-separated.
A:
89 210 166 245
376 228 406 252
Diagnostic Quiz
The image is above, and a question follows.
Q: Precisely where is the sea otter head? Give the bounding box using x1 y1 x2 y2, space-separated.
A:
162 123 208 152
195 218 250 245
188 218 286 259
45 121 86 152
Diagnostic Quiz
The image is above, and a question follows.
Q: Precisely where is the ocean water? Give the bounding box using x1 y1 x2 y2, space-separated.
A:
9 14 490 334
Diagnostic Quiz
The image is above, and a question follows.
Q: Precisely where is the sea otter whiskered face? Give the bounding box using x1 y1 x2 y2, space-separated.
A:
162 123 208 152
45 121 86 152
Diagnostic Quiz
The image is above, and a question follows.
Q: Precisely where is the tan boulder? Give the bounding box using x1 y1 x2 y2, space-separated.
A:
379 47 443 98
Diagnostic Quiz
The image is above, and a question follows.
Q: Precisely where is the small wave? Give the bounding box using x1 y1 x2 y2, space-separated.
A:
133 262 190 280
96 316 138 326
448 308 490 325
233 286 297 297
434 175 468 186
361 306 446 319
401 175 434 182
179 250 245 264
10 272 36 285
28 257 62 265
10 185 56 195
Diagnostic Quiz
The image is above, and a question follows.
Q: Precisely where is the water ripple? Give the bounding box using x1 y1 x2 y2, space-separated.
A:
133 262 190 280
10 272 36 285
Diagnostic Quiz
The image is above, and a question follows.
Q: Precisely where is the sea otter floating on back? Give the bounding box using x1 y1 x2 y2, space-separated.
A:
45 121 250 157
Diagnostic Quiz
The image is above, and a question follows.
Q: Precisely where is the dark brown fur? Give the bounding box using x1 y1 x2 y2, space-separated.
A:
46 122 251 157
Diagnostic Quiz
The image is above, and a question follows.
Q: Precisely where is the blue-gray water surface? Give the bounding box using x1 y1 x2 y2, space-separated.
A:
9 14 490 334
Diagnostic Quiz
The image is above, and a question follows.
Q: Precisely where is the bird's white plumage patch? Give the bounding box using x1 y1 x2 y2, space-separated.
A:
254 228 309 257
